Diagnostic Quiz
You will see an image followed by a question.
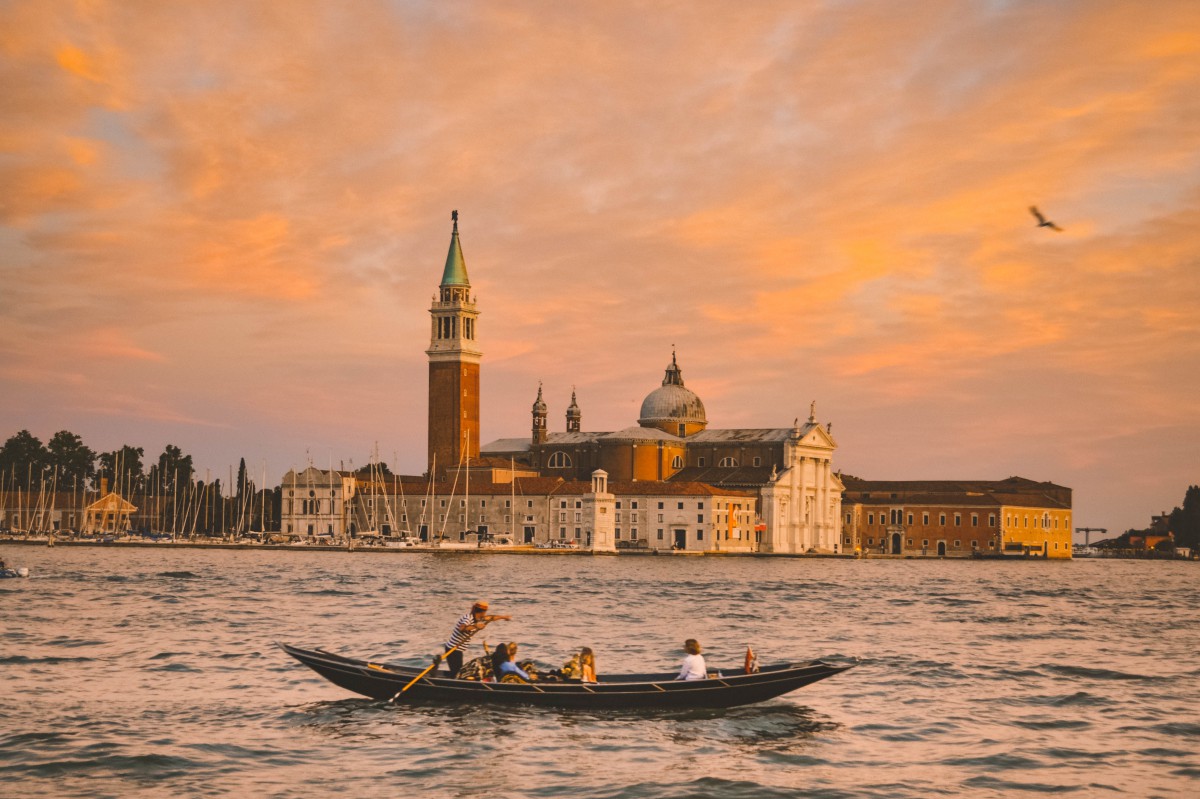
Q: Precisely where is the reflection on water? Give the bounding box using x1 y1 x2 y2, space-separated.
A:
0 547 1197 798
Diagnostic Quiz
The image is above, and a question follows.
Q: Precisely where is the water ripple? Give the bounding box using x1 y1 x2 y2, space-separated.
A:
1 549 1197 798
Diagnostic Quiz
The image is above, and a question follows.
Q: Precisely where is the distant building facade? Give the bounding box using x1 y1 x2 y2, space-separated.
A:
280 467 357 538
840 476 1073 558
284 467 758 552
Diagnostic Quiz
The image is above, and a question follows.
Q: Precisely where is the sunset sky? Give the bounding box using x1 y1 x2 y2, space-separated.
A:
2 1 1198 537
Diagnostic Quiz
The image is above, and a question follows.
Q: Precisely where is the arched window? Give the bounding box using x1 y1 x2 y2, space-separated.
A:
671 455 684 469
718 457 739 467
547 451 573 468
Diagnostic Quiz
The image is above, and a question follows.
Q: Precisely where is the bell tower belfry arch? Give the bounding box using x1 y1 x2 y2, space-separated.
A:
427 210 481 476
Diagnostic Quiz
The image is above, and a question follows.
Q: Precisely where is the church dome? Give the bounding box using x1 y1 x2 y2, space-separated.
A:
638 352 707 429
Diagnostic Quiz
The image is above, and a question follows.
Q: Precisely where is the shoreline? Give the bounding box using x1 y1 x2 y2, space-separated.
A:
0 535 854 558
4 536 1192 561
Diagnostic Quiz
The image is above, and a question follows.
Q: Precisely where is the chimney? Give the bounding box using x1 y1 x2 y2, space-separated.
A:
101 477 109 495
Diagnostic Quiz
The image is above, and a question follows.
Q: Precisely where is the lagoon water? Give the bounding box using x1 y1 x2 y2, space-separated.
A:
1 547 1197 798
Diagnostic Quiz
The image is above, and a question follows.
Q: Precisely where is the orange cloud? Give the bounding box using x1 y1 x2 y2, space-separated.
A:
79 328 166 363
55 44 101 81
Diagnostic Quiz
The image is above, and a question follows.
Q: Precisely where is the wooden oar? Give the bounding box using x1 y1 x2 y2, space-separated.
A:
390 643 461 702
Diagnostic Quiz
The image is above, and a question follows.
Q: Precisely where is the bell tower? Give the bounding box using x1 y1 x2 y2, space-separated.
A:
532 383 548 444
427 210 481 476
566 389 581 432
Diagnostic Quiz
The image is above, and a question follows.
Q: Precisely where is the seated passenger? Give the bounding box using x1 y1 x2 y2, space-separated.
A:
557 646 596 682
579 647 597 683
494 642 534 682
675 638 707 681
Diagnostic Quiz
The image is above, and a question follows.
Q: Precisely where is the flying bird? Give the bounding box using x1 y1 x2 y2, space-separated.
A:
1029 206 1063 231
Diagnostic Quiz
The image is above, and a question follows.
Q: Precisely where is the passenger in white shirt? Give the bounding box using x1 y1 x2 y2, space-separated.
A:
675 638 707 680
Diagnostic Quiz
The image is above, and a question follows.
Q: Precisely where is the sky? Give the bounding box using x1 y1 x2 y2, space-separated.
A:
2 0 1198 539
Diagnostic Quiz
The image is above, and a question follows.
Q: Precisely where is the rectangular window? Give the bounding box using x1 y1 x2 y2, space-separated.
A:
939 513 946 525
575 501 582 509
574 527 581 539
459 499 465 508
868 513 874 525
972 514 978 527
559 512 566 522
923 513 930 525
696 530 703 540
698 457 706 467
527 500 533 508
631 528 638 538
658 513 663 522
955 514 961 526
922 539 929 547
658 502 664 509
615 528 622 539
697 514 704 523
678 502 684 510
907 513 913 525
574 512 581 523
953 540 961 547
632 501 639 509
867 537 874 545
989 514 996 527
560 500 567 508
559 527 566 537
616 501 622 509
657 529 664 540
698 502 704 510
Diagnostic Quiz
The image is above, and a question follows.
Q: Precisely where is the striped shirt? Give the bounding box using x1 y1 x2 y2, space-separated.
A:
444 612 478 650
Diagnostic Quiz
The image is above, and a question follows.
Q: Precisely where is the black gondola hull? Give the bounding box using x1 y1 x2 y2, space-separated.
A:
280 643 854 709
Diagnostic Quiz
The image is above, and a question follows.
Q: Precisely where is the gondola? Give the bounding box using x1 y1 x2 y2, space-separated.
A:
280 642 855 709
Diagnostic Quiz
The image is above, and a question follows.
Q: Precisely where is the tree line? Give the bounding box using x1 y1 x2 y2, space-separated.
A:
1160 485 1200 549
1111 484 1200 551
0 429 279 535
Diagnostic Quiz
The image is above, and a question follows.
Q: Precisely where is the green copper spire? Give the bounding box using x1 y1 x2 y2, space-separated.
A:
440 209 470 287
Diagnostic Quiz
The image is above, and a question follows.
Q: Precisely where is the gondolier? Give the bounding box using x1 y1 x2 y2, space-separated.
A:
441 601 511 677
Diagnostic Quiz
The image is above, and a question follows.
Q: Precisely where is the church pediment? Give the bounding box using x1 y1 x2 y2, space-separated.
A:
796 423 836 450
